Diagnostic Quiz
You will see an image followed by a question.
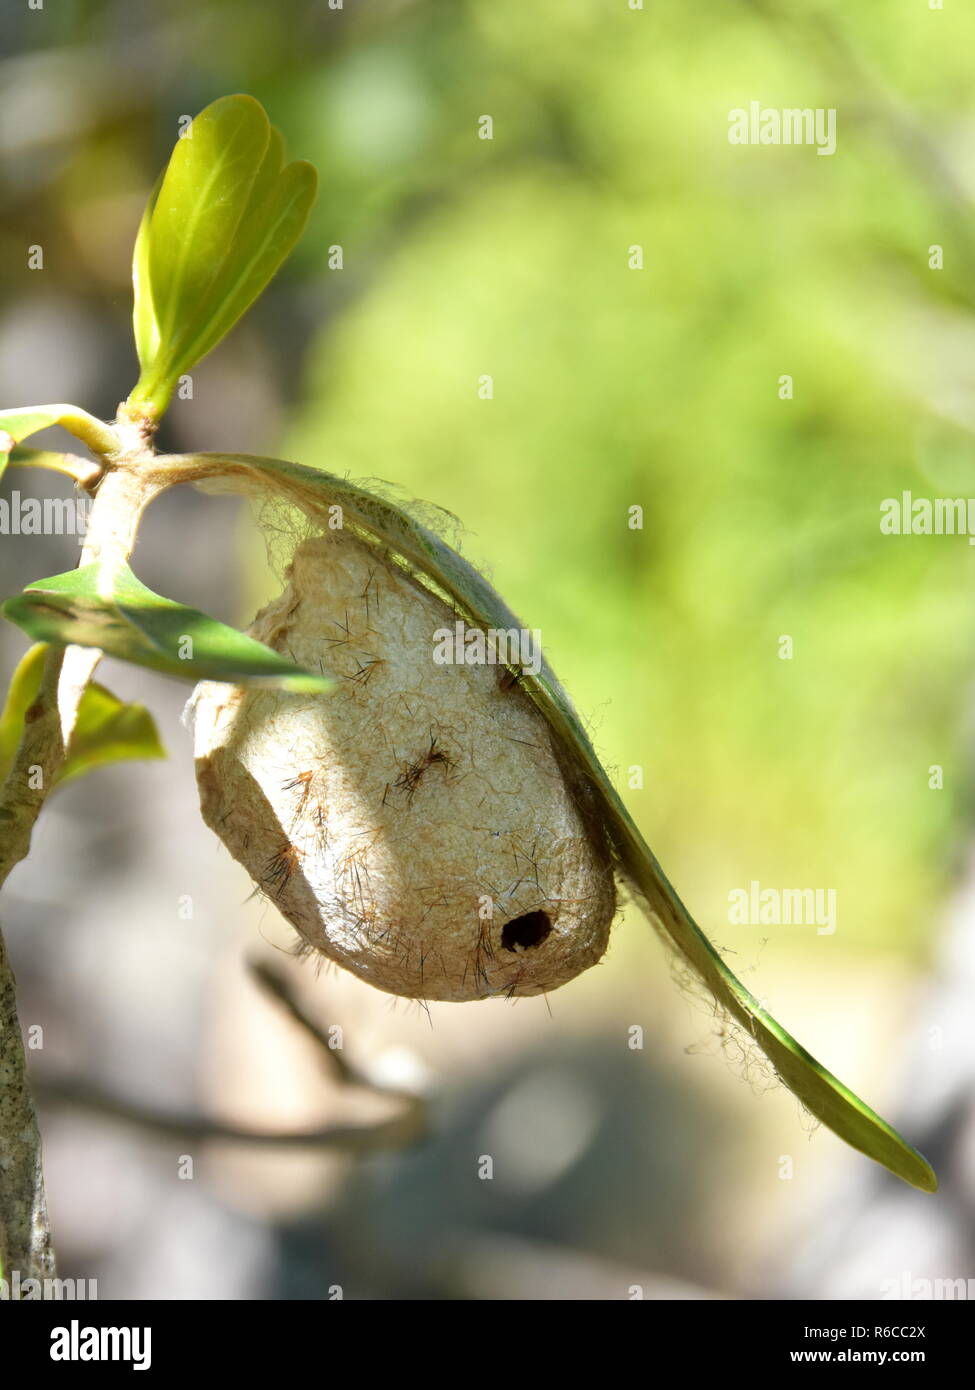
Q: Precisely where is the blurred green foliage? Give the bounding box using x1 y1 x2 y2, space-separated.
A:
4 0 975 974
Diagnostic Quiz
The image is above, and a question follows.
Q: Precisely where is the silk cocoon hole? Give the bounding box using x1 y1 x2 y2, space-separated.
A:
190 530 616 1001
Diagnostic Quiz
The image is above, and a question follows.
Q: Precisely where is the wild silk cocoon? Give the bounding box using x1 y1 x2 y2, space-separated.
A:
191 531 615 1001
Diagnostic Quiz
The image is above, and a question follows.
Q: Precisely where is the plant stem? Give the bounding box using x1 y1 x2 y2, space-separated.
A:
0 933 56 1285
0 640 65 1285
0 446 161 1291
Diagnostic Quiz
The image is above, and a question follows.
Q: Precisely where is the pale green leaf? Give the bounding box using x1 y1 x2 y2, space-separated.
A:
0 643 165 788
129 96 317 415
148 96 271 357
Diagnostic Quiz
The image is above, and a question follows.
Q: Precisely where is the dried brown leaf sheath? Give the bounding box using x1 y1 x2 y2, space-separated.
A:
191 533 615 1001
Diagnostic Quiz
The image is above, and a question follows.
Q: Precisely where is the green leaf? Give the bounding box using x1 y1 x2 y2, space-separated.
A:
0 643 165 788
192 451 937 1193
1 409 60 485
0 405 119 477
148 97 271 358
64 676 166 785
129 95 317 416
1 562 332 693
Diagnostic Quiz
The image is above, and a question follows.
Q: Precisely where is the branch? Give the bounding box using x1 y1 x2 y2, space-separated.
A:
0 933 56 1284
0 451 160 1289
0 644 66 1285
29 958 428 1156
31 1080 425 1154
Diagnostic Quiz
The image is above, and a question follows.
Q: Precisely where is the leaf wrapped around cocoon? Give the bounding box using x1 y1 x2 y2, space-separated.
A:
183 452 937 1192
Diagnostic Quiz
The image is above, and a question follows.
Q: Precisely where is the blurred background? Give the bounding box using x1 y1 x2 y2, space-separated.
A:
2 0 975 1299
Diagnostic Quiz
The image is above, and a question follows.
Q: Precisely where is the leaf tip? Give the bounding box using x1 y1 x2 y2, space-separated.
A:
911 1153 938 1194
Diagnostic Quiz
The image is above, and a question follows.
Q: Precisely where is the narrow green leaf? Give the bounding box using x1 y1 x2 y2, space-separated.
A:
1 563 332 693
0 644 48 775
129 96 317 416
192 452 937 1193
0 643 165 788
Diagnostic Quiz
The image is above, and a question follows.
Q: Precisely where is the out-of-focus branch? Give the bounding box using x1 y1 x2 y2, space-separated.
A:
32 1079 426 1153
31 958 427 1155
250 958 360 1087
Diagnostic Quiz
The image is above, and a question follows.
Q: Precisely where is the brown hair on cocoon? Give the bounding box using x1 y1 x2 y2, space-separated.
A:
190 531 616 1001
